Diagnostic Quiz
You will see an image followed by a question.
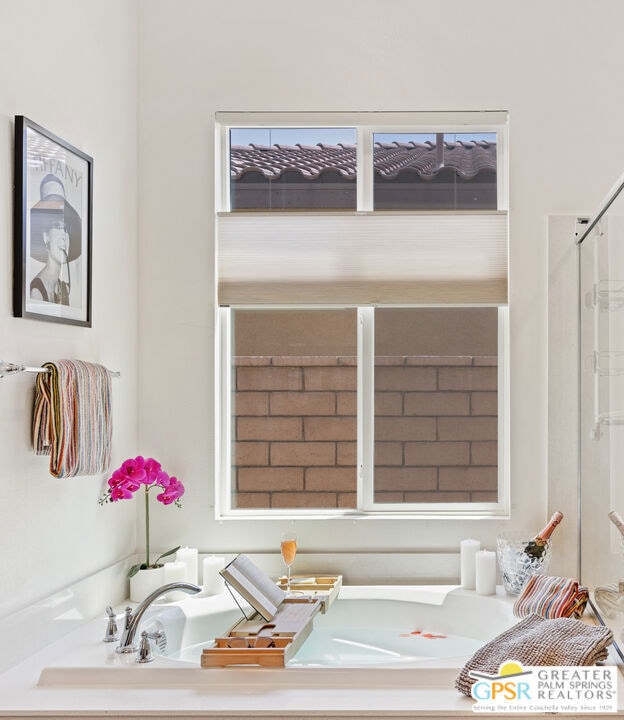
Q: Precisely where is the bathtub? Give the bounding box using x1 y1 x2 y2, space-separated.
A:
151 585 516 668
3 585 621 718
36 584 516 686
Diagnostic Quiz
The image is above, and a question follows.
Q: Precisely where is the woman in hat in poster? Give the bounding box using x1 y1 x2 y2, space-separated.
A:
29 173 81 306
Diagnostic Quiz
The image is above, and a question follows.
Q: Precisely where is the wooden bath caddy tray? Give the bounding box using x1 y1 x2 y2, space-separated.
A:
200 556 342 667
201 596 322 667
275 574 342 612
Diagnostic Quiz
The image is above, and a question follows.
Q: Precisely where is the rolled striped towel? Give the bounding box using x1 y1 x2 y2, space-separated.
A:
32 360 112 478
513 575 589 619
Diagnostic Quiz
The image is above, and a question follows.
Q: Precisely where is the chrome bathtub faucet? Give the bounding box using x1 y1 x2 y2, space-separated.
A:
115 581 201 654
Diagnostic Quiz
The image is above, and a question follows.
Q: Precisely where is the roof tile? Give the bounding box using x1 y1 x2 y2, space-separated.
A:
230 142 496 181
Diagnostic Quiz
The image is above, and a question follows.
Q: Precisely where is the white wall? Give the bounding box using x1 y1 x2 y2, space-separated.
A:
138 0 624 574
2 0 622 618
0 0 139 617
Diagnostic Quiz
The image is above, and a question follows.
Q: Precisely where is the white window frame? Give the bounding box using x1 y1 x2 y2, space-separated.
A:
216 110 508 213
216 304 509 519
214 111 509 521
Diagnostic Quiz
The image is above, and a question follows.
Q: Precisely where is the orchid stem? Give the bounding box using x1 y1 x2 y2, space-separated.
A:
145 485 150 568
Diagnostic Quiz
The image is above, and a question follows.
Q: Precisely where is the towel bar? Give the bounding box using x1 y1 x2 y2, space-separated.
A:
0 359 120 379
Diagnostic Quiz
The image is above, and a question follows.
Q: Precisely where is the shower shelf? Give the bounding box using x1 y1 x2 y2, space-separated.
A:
589 351 624 376
591 412 624 440
595 412 624 426
586 280 624 311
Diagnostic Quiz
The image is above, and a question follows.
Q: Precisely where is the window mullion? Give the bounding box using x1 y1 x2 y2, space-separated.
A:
357 127 374 212
497 306 510 514
217 124 230 212
358 307 375 509
218 307 233 515
496 126 507 211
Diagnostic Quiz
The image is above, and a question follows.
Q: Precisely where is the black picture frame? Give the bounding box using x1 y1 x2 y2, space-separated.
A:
13 116 93 327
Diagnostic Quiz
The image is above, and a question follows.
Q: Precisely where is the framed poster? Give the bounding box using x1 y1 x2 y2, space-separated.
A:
13 116 93 327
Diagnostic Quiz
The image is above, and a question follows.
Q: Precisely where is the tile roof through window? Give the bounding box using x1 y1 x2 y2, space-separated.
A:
230 141 496 182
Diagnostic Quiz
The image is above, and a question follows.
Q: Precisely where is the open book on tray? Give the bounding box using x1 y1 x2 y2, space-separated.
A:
219 554 288 621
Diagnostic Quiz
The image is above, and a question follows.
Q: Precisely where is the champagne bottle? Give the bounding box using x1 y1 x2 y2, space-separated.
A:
523 511 563 560
609 510 624 537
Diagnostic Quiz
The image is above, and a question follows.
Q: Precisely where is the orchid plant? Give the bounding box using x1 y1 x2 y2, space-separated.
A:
99 455 185 577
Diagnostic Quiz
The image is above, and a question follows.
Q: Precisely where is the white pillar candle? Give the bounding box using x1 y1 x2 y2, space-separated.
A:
162 560 188 602
475 549 497 595
202 556 226 595
175 547 198 584
460 538 481 589
164 560 187 584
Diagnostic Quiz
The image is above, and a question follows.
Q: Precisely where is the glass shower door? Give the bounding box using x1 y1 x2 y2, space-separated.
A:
579 180 624 642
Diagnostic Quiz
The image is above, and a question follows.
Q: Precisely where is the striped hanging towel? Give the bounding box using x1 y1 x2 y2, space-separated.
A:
513 574 589 620
32 360 113 477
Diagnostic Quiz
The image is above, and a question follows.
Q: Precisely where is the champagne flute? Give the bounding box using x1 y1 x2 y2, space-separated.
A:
280 532 297 592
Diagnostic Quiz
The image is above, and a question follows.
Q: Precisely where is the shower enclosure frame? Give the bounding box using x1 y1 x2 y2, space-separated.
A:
577 171 624 664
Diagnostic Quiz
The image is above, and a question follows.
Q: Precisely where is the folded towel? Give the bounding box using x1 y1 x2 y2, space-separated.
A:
455 614 613 696
513 575 589 619
32 360 112 477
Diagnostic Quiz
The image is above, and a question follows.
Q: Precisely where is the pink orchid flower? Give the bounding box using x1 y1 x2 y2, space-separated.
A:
143 457 163 485
157 476 185 505
110 484 135 501
119 456 147 484
108 468 141 495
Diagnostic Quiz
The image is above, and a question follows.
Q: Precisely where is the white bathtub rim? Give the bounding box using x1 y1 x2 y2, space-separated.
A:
33 585 517 686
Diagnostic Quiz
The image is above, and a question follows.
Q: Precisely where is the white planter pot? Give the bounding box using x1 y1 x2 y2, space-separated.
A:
129 565 165 602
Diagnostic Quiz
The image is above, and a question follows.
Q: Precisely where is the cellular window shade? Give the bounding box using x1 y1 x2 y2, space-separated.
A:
217 212 508 305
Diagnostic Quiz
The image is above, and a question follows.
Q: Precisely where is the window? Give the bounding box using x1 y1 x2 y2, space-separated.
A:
371 307 502 507
229 127 357 210
372 132 497 210
215 112 509 518
221 305 507 514
221 118 503 213
229 308 358 510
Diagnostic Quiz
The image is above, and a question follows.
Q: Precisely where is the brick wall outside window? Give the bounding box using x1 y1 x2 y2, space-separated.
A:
233 354 497 509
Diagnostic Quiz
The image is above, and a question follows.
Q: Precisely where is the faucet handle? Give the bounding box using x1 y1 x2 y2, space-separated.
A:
123 605 133 629
137 630 167 663
102 606 119 643
149 629 167 654
137 631 154 663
